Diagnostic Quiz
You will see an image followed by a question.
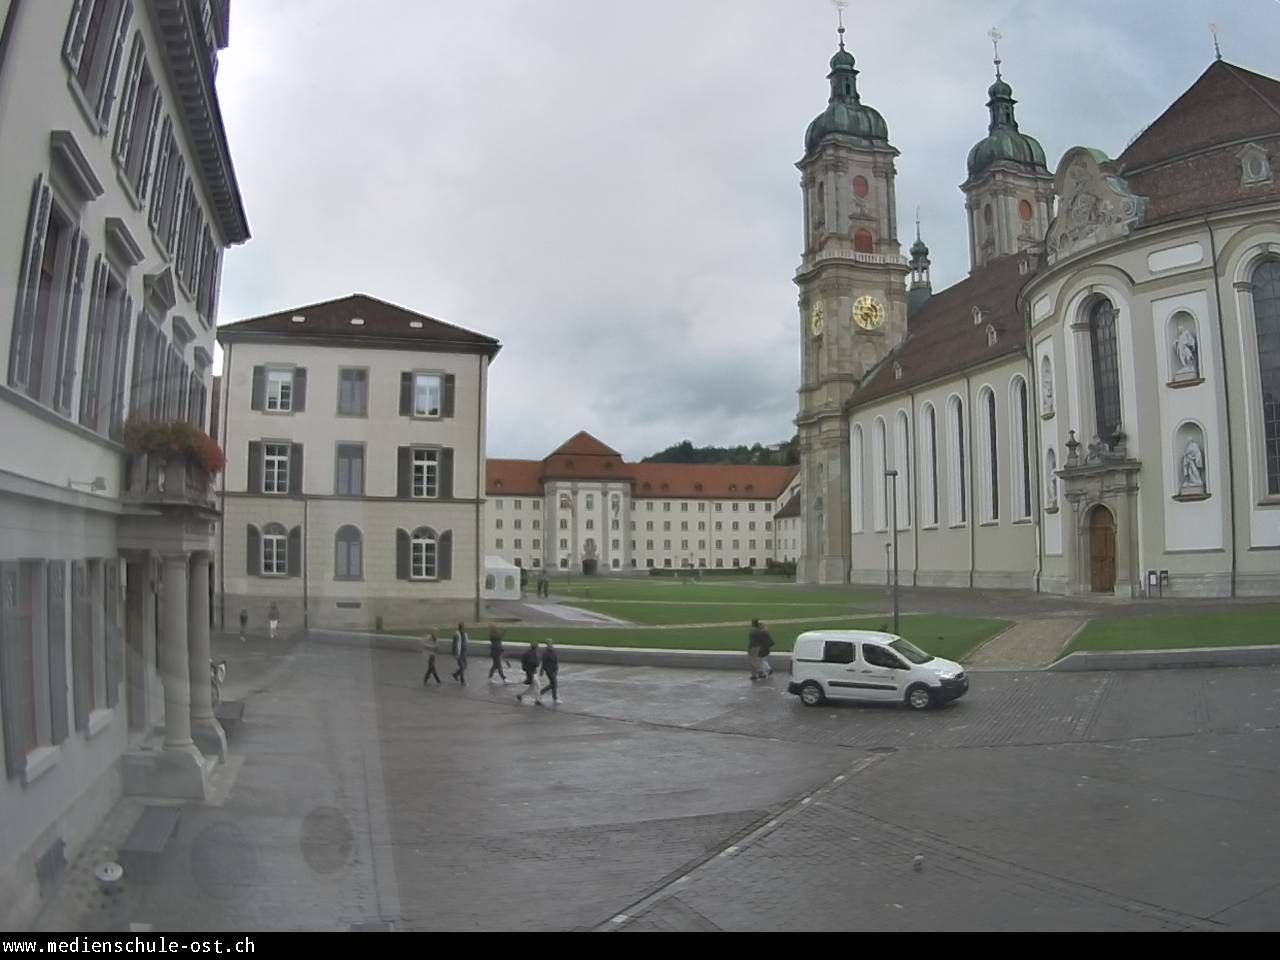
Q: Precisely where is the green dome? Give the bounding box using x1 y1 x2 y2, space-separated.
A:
805 45 889 153
910 236 930 259
966 74 1047 178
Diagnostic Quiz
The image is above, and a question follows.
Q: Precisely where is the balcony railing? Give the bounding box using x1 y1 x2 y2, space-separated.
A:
123 453 217 510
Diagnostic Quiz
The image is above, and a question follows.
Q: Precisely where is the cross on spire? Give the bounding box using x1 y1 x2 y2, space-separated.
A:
833 0 849 50
915 207 922 242
1210 22 1223 61
988 27 1003 79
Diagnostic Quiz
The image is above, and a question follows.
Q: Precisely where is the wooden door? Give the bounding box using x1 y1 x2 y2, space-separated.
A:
1089 506 1117 593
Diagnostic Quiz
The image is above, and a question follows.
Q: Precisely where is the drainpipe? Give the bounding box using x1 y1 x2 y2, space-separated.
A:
910 389 920 587
966 373 976 588
474 354 484 623
1205 218 1239 598
218 341 231 629
302 495 309 630
1025 296 1045 593
0 0 21 82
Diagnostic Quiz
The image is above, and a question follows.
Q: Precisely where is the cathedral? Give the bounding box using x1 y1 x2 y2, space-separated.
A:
795 26 1280 597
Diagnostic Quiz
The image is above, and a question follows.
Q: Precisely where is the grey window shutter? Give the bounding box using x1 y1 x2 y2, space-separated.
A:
287 526 302 578
358 371 369 416
112 36 144 164
137 94 162 202
109 293 133 440
289 443 304 495
97 2 134 126
246 525 261 577
251 365 265 410
247 441 263 493
396 529 409 580
397 446 410 498
399 372 412 416
80 259 108 428
57 231 91 415
293 367 307 412
62 0 88 71
441 448 455 499
443 374 456 417
104 560 122 709
46 561 69 745
439 531 453 581
149 120 171 231
10 176 52 391
71 561 89 733
0 562 26 777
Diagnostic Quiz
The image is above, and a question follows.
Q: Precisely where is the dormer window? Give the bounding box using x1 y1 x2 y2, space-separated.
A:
893 362 903 380
987 325 998 347
972 306 985 325
1240 143 1273 186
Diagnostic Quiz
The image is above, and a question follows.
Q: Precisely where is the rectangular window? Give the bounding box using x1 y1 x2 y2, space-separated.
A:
716 540 723 549
732 503 740 512
532 539 540 549
335 530 362 580
337 368 368 416
514 519 522 530
749 540 757 549
748 521 756 530
586 519 594 530
495 538 503 549
733 540 740 549
412 449 439 498
646 503 653 512
496 519 504 530
586 494 594 509
698 521 706 531
411 537 437 580
263 443 290 494
495 499 504 510
681 539 689 549
611 519 620 530
681 502 688 512
266 368 293 411
262 532 287 575
532 519 540 530
663 540 671 549
335 443 364 496
646 521 654 531
765 503 772 513
514 539 522 549
514 500 522 510
561 519 569 530
715 503 722 512
663 502 671 513
65 0 129 126
413 372 442 417
611 539 620 549
646 540 654 549
560 538 568 549
611 495 620 512
764 521 771 531
680 521 688 531
663 521 671 531
698 539 706 549
732 522 739 531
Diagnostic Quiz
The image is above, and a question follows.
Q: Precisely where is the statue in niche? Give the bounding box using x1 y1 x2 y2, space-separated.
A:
1173 326 1199 379
1041 370 1054 413
1181 438 1205 492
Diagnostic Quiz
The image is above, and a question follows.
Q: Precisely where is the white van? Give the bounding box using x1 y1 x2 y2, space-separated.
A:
786 631 968 711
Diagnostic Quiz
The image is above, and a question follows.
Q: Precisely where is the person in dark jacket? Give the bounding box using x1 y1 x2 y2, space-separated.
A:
487 624 509 683
451 623 469 685
747 619 770 680
756 622 775 680
539 641 561 704
516 642 542 704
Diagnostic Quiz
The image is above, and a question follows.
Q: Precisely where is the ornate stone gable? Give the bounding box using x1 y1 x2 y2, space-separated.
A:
1046 147 1147 264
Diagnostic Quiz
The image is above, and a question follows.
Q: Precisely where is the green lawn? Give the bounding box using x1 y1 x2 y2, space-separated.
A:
546 577 877 605
498 614 1008 663
1065 610 1280 655
563 599 870 626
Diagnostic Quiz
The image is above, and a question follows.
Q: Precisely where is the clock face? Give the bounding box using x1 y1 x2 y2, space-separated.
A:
852 295 886 331
810 302 825 338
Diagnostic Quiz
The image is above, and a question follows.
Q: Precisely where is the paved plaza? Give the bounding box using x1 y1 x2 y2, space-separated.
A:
35 626 1280 932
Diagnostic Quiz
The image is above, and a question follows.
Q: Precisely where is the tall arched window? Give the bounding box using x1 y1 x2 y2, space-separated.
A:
262 523 288 576
894 411 911 528
1011 377 1032 520
1252 260 1280 495
977 388 999 522
1089 298 1123 441
410 526 438 580
335 525 362 580
948 396 967 524
850 424 864 532
921 404 938 526
872 417 887 531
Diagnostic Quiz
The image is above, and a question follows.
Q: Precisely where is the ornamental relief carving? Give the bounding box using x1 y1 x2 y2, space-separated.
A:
1046 148 1146 264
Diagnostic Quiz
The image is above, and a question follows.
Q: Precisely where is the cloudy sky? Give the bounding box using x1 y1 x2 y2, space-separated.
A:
212 0 1274 461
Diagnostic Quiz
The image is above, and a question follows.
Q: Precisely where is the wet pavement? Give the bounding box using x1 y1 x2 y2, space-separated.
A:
35 630 1280 932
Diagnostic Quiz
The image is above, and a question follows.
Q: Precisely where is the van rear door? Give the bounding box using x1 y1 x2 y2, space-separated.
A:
820 639 859 699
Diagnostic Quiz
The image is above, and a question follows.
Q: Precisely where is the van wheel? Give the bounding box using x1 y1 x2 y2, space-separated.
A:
800 682 825 707
905 685 935 711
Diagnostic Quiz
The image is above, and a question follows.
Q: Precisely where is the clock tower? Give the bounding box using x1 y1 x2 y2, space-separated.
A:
795 24 908 585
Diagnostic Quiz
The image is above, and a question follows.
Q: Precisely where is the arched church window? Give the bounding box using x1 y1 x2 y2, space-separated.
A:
1252 260 1280 494
1089 298 1123 442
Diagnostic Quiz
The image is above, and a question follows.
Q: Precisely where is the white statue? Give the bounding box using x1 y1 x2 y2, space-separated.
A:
1182 439 1205 490
1048 473 1058 506
1041 372 1054 412
1173 326 1199 378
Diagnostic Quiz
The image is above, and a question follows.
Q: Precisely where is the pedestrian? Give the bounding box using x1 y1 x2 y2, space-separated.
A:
539 640 561 704
537 571 549 598
756 621 776 680
268 602 280 640
515 642 542 704
747 618 769 680
487 624 510 683
238 609 248 643
451 623 469 685
422 631 442 685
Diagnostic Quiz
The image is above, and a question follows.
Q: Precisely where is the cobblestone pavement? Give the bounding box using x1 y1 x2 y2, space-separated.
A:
36 633 1280 932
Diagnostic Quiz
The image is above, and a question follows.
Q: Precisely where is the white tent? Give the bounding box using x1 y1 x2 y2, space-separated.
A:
483 556 522 600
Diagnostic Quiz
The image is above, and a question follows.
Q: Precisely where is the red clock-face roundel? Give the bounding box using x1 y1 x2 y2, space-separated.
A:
852 176 870 199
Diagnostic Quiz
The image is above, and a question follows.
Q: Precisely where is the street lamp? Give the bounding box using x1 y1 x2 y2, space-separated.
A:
885 469 900 635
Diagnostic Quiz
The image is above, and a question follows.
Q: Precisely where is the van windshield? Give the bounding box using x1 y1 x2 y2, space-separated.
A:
889 638 934 665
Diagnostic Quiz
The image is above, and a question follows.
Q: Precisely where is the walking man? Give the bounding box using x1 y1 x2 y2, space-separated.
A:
747 618 769 680
451 622 469 685
539 640 561 704
422 631 442 685
515 642 542 704
488 624 509 683
756 621 775 680
268 602 280 640
238 609 248 643
537 570 549 598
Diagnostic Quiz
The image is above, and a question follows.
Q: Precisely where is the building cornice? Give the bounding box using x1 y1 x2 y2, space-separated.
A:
215 329 502 359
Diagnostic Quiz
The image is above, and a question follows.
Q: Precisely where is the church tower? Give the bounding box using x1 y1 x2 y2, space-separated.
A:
795 20 909 585
961 34 1054 271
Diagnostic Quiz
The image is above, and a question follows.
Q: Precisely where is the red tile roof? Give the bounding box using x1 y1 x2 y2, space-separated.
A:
217 293 501 355
851 255 1029 408
486 460 544 496
550 432 622 457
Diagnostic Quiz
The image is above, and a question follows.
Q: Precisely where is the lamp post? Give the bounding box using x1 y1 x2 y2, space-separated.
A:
885 469 900 635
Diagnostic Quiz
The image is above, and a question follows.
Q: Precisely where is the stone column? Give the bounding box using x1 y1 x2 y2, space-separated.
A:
160 554 195 752
124 555 152 734
188 554 226 759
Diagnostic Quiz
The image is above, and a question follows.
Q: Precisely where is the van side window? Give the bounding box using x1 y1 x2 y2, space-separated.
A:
863 645 905 669
823 641 855 664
